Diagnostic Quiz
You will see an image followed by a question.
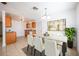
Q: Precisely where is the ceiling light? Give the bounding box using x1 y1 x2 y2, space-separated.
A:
41 8 51 20
20 16 24 21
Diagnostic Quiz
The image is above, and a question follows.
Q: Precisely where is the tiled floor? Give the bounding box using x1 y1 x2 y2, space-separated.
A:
0 37 27 56
0 37 78 56
66 48 77 56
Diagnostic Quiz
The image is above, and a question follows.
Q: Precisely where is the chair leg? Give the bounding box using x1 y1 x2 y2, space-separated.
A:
62 52 66 56
40 52 42 56
31 47 33 55
34 49 36 56
27 45 29 51
31 46 34 56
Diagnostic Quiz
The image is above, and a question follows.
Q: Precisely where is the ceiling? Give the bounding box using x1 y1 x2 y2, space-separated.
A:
0 2 78 20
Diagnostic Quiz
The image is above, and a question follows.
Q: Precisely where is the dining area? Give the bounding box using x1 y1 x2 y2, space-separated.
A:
26 31 67 56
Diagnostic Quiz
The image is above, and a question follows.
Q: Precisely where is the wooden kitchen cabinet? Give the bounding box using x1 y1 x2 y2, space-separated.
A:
5 16 12 27
32 22 36 28
25 30 29 37
32 30 36 37
6 32 16 45
6 32 11 44
25 21 36 37
26 21 36 28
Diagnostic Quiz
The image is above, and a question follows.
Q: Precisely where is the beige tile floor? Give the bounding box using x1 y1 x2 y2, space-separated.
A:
66 48 77 56
0 37 27 56
0 37 78 56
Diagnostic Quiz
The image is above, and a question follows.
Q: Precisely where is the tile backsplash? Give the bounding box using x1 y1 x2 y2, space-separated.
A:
6 28 14 32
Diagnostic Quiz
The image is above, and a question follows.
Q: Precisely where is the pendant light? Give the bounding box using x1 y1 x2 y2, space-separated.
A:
41 8 51 20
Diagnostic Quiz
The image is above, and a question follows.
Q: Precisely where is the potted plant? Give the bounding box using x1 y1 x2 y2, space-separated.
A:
65 27 76 48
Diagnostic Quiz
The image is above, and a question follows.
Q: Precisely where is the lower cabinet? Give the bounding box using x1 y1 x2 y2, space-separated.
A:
6 32 16 45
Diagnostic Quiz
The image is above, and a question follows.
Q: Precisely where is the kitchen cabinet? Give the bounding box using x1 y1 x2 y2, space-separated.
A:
32 30 36 37
5 16 12 27
32 22 36 28
25 21 36 37
6 32 16 45
25 30 29 37
26 21 36 28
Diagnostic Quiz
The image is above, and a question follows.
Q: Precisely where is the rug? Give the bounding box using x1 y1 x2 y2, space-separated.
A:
22 46 31 56
22 46 45 56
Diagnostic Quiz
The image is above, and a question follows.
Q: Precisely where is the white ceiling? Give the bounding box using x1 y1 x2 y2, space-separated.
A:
0 2 78 20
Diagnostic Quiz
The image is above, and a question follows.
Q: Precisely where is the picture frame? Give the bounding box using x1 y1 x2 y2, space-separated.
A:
48 19 66 31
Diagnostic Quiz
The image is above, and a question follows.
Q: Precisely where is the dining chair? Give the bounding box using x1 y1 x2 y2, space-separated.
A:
33 36 44 56
27 32 34 55
44 38 62 56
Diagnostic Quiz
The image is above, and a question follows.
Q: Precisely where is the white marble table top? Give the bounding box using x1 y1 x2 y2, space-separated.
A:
44 35 67 43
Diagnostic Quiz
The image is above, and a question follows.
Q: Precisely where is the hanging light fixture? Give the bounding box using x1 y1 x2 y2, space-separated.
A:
41 8 51 20
20 16 24 21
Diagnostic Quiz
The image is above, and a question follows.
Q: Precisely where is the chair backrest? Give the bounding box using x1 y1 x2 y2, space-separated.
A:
45 39 58 56
33 36 44 52
27 32 34 46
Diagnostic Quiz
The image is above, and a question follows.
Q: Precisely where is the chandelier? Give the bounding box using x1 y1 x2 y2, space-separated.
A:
41 8 51 20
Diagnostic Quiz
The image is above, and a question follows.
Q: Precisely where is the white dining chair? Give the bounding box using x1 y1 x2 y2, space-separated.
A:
27 32 34 55
44 38 62 56
27 32 33 46
33 36 44 56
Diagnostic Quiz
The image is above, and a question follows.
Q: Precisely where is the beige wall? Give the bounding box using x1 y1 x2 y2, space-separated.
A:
0 22 2 34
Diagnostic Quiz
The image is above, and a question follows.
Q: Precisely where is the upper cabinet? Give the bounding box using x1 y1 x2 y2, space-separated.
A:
25 21 36 37
26 21 36 29
26 22 30 28
32 22 36 28
5 16 12 27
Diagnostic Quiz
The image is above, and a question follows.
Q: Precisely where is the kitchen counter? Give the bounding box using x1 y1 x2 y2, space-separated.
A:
6 32 17 45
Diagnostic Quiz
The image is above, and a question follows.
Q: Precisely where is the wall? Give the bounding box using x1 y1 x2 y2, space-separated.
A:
0 14 2 35
41 8 76 47
2 11 6 47
6 18 25 37
0 22 2 35
11 20 25 37
0 17 2 21
9 8 76 39
42 9 76 33
76 3 79 54
12 20 24 37
8 17 42 38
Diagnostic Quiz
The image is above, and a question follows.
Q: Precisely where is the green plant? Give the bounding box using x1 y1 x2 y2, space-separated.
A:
65 27 76 41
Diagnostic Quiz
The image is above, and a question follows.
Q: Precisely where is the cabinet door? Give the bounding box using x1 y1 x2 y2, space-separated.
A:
11 32 16 43
26 23 29 28
6 32 11 44
5 16 11 27
25 30 29 37
32 22 36 28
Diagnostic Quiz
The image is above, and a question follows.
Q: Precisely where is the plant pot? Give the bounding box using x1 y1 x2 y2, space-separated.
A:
67 40 73 48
